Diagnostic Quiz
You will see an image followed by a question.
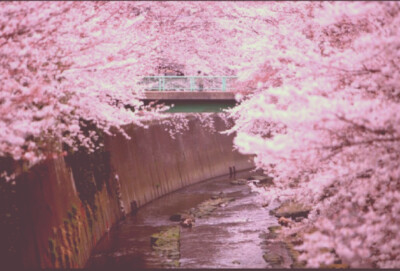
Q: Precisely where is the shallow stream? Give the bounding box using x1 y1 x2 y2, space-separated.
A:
86 171 284 268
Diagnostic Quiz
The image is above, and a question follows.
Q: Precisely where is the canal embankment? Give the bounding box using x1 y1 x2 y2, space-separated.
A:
11 114 254 268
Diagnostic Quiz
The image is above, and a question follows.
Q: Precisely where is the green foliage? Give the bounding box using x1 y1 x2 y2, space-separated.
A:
48 238 58 265
150 226 180 267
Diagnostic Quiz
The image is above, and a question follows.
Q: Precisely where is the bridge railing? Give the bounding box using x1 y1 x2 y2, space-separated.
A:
139 76 237 92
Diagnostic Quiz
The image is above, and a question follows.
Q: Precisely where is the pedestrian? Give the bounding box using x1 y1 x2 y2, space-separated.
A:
197 70 204 91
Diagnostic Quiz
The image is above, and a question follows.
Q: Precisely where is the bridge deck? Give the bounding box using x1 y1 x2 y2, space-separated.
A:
141 91 236 113
142 91 235 101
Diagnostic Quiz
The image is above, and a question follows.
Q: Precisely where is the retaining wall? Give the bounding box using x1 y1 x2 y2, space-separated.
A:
14 115 254 268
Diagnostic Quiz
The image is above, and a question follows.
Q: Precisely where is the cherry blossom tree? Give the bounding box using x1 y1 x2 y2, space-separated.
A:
228 1 400 268
1 2 149 167
3 1 400 268
0 2 269 267
0 1 281 170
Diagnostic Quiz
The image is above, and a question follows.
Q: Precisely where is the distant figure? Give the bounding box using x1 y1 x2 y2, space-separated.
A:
197 70 204 91
130 200 138 216
164 69 176 76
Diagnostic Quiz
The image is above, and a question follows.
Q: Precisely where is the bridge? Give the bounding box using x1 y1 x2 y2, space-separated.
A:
140 76 237 112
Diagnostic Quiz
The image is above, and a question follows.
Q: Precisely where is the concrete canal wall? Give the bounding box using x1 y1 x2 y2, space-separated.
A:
15 115 254 268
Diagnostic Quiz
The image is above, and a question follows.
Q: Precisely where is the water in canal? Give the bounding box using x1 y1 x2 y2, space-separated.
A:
86 170 282 268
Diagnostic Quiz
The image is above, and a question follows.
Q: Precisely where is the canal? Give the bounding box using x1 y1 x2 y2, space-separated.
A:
86 170 288 268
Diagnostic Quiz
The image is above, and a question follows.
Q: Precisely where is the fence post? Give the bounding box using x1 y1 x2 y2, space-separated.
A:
190 77 195 92
221 77 227 92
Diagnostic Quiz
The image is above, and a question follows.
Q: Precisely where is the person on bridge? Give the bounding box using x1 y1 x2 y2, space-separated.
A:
197 70 204 91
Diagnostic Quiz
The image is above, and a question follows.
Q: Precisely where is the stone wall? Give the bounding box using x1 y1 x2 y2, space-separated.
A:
105 115 254 214
16 155 121 268
14 115 254 268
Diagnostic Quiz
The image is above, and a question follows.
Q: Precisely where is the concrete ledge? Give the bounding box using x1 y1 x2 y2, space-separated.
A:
143 91 235 101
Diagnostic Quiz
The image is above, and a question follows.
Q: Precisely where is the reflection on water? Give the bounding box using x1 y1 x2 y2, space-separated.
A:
87 171 278 268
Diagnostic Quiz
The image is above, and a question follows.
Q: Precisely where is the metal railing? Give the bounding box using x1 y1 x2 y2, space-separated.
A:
140 76 237 92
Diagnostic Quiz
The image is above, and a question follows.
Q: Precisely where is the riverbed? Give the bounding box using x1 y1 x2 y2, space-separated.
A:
86 170 283 268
